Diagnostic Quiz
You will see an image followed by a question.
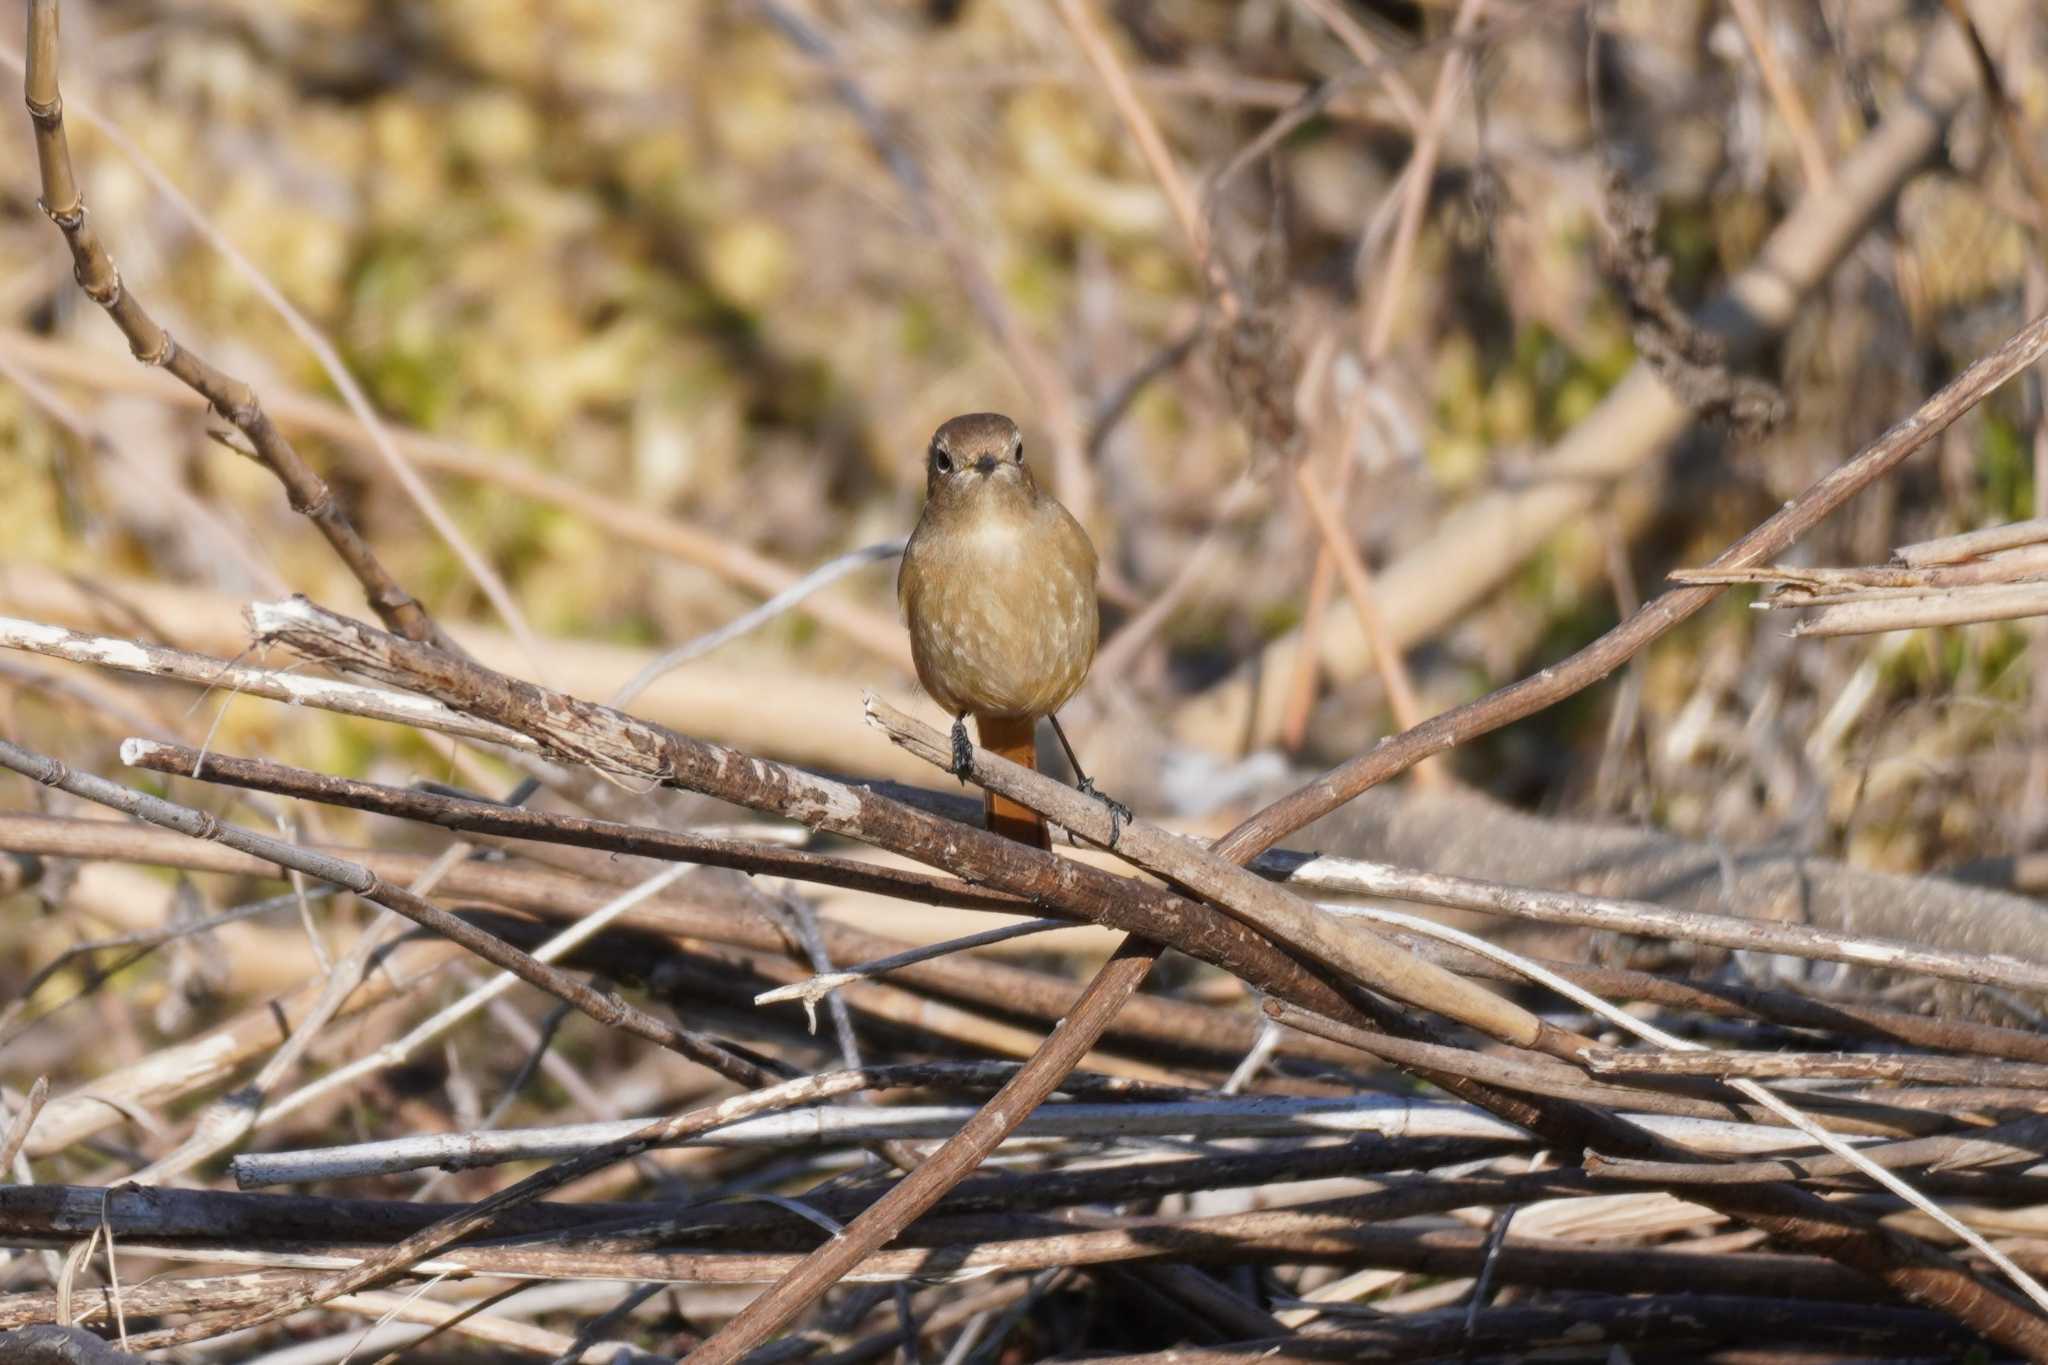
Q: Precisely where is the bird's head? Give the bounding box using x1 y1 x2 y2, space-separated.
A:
924 412 1035 508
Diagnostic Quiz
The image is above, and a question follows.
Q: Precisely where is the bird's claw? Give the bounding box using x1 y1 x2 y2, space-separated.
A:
1077 776 1133 847
949 718 974 783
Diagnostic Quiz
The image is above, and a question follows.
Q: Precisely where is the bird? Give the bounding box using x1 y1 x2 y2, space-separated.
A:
898 412 1122 848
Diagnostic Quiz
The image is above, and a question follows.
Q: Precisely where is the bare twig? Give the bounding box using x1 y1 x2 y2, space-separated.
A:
1583 1048 2048 1088
866 660 2048 1342
1727 0 1834 193
1263 844 2048 997
0 617 534 749
1671 543 2048 589
236 1087 1587 1187
0 1135 1523 1260
753 919 1075 1013
0 815 1366 1102
1261 1001 1916 1137
1901 518 2048 565
1291 457 1434 770
1380 927 2048 1066
0 28 542 673
609 539 906 707
5 1182 1918 1308
0 1079 49 1175
119 738 1030 915
1584 1114 2048 1188
1789 583 2048 636
19 1 443 648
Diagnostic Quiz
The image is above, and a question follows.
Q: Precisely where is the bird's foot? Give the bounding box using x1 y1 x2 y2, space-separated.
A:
949 717 974 783
1076 776 1133 847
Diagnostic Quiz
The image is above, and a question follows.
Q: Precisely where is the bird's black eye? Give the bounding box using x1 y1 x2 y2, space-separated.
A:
934 449 953 473
1012 439 1024 463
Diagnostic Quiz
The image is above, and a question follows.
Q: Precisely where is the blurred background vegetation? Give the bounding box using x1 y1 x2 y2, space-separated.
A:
3 0 2046 893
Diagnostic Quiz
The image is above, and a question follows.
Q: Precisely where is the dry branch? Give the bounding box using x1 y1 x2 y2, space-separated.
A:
1675 514 2048 636
1262 1001 1933 1138
0 1079 48 1175
0 1185 1914 1307
235 1089 1853 1189
0 1137 1526 1258
1285 783 2048 1002
0 617 532 750
1385 928 2048 1066
879 700 2048 999
21 0 441 648
1789 582 2048 635
1901 518 2048 566
125 1061 1043 1346
120 738 1029 916
0 569 935 779
1584 1048 2048 1088
1280 845 2048 997
1584 1114 2048 1189
1672 543 2048 592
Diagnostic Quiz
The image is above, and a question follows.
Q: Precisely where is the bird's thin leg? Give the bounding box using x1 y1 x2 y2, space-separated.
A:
1048 713 1132 845
949 715 974 782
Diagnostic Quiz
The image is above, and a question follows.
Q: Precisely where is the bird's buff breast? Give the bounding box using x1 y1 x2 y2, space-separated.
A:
902 515 1098 719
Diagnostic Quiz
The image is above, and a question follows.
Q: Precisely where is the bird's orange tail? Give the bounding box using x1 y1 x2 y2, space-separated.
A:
974 713 1048 849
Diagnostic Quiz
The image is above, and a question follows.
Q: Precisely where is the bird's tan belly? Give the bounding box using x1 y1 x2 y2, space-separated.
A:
908 558 1096 719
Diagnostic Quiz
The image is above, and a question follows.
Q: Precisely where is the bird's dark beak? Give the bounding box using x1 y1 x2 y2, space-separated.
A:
974 454 998 476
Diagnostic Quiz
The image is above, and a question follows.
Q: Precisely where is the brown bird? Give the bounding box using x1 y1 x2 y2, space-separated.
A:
899 413 1121 847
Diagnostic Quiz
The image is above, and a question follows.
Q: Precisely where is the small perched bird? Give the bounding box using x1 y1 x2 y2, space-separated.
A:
899 413 1117 847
